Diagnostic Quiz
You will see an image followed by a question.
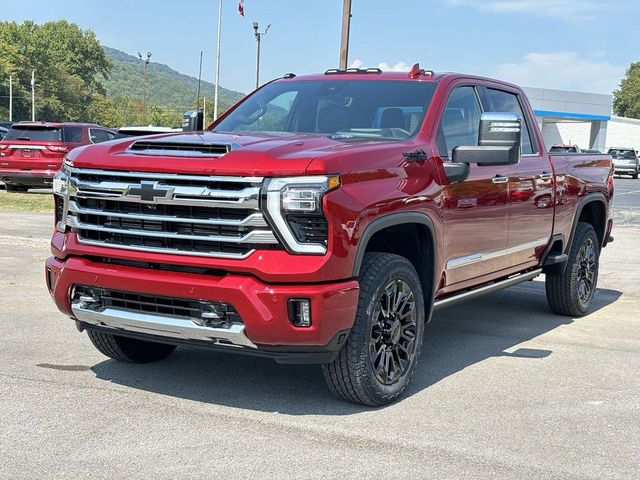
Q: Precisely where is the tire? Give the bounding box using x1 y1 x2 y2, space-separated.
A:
633 173 639 180
87 330 176 363
322 253 425 406
545 222 600 317
5 184 28 192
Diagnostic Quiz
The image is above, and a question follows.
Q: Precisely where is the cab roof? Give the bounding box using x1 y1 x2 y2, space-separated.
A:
274 68 524 91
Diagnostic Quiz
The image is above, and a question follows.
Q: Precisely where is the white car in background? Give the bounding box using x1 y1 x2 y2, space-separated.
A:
608 147 640 179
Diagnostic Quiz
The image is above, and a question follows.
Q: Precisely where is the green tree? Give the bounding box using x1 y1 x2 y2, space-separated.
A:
85 94 123 127
613 62 640 119
0 20 111 122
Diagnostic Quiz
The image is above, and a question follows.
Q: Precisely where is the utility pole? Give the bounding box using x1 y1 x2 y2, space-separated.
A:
214 0 222 120
31 70 35 121
138 52 152 124
8 75 12 122
339 0 352 69
252 22 270 89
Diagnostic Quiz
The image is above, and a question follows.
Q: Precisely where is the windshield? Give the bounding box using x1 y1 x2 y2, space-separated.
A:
214 80 438 140
4 126 62 142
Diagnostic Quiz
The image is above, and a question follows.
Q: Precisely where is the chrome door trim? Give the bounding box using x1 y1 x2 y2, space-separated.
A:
446 237 549 269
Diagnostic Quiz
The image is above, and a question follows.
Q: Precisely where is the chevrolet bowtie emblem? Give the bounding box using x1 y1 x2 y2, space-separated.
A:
126 181 174 203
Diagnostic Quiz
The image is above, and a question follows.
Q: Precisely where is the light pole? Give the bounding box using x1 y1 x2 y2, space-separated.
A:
252 22 270 89
138 51 152 124
339 0 352 69
214 0 222 120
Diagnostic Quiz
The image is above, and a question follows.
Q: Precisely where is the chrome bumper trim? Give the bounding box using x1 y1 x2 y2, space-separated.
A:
71 303 257 349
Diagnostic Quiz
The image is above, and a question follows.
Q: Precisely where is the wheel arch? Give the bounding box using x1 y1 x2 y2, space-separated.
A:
568 193 608 252
352 212 437 321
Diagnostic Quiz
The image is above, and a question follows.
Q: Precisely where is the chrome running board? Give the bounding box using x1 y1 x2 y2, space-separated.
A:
433 269 542 311
71 303 257 349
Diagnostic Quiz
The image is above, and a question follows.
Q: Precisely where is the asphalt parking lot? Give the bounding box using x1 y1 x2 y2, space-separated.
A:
1 179 639 479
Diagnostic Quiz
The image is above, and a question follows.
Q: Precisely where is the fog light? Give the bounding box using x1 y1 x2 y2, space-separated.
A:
201 304 224 321
288 299 312 327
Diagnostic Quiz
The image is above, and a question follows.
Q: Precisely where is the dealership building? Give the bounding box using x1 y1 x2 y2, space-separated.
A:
522 86 640 152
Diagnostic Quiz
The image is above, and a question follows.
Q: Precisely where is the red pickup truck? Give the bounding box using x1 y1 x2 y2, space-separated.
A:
46 67 614 406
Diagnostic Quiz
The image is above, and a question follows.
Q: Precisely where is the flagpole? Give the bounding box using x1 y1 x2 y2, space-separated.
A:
8 75 12 122
213 0 222 121
31 70 35 121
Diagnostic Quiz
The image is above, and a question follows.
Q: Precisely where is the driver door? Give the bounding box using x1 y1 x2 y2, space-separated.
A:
438 85 510 286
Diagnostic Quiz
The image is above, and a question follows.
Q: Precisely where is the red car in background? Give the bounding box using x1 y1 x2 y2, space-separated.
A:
0 121 116 191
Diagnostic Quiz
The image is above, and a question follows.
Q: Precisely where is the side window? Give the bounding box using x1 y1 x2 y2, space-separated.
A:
89 128 112 144
484 88 536 155
438 86 482 158
63 126 82 143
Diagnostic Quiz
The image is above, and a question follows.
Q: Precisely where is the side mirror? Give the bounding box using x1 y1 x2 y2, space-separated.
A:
452 112 522 167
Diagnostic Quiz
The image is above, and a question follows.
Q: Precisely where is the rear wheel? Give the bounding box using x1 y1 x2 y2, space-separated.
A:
322 253 425 406
5 184 28 192
633 172 639 179
545 222 599 317
87 330 176 363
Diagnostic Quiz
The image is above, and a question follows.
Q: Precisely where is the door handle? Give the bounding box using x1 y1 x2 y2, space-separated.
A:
539 172 553 180
492 176 509 184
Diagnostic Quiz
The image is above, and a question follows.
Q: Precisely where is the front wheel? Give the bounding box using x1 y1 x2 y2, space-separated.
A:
322 253 425 406
545 222 600 317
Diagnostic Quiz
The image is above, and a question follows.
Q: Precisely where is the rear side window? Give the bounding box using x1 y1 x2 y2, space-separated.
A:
63 126 83 143
89 128 115 144
484 88 536 155
4 126 62 142
437 86 481 158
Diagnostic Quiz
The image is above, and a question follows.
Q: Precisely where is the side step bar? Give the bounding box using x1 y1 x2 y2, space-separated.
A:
433 269 542 311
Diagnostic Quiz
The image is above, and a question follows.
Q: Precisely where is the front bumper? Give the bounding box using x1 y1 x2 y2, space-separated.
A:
1 169 55 186
46 256 359 364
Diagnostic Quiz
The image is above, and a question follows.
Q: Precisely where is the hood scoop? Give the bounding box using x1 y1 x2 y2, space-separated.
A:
128 140 231 157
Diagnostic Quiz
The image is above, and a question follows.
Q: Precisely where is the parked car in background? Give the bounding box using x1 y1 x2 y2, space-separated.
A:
608 147 639 179
0 122 116 191
114 125 182 139
549 144 582 154
0 126 7 141
0 121 14 129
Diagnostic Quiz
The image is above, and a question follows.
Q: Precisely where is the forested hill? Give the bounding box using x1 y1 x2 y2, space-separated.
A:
102 47 245 113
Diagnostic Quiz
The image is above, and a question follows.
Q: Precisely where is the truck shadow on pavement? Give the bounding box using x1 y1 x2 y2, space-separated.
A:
90 280 622 414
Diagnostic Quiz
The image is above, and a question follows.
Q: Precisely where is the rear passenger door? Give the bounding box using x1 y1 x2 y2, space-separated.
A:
480 87 554 268
437 85 510 286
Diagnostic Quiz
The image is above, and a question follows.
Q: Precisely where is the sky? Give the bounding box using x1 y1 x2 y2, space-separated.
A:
2 0 639 95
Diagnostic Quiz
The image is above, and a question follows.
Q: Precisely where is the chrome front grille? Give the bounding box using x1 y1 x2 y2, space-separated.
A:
63 168 279 258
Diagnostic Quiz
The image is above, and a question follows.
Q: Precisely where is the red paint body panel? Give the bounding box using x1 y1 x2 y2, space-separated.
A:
47 72 613 353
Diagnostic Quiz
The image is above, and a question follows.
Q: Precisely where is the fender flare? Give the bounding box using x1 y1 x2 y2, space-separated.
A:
352 212 437 278
566 192 608 254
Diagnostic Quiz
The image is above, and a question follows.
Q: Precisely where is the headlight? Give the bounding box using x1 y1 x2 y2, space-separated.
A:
52 168 71 233
52 170 69 196
264 175 340 254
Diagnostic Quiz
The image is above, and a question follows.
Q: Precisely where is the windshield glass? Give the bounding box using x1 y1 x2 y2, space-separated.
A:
4 126 62 142
214 80 438 140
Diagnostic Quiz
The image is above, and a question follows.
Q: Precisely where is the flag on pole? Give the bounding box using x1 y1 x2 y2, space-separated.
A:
238 0 245 16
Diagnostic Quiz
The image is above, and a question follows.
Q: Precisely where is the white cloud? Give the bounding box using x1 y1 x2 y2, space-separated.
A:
494 52 624 94
349 59 412 72
446 0 602 19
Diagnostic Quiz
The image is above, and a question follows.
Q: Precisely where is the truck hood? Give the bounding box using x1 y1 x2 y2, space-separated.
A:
67 131 404 177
